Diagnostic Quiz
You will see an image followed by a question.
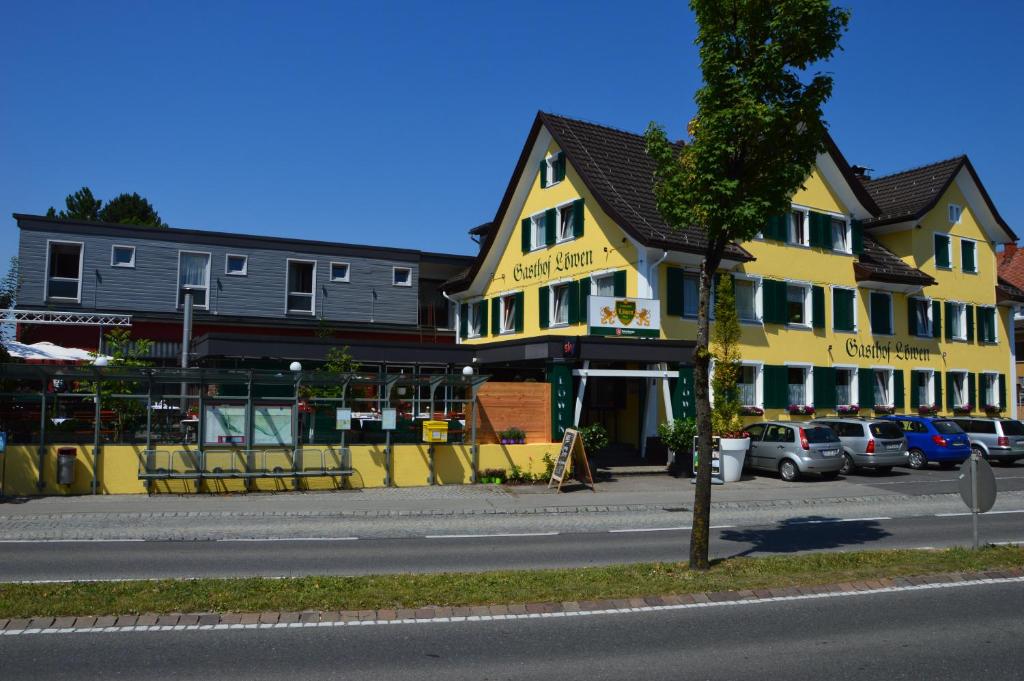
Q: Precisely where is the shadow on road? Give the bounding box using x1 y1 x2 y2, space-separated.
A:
718 515 891 558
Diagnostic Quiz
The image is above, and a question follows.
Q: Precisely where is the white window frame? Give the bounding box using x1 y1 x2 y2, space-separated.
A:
556 199 579 243
831 285 858 333
785 281 812 328
788 208 809 247
872 366 895 408
544 153 563 188
590 271 616 296
960 237 978 274
981 371 1000 408
738 361 763 409
284 258 317 315
529 213 546 252
110 244 136 269
934 233 953 270
914 367 936 407
948 203 962 224
949 370 969 408
909 296 933 337
733 274 762 324
499 293 518 334
870 290 895 336
830 215 853 255
833 364 859 407
548 279 572 328
330 261 350 283
392 266 412 287
950 301 967 341
224 253 248 276
785 362 813 407
44 239 85 303
466 300 483 339
176 250 212 310
977 305 998 344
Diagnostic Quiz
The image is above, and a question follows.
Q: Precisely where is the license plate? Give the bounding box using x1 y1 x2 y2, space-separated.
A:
821 449 837 457
886 443 901 451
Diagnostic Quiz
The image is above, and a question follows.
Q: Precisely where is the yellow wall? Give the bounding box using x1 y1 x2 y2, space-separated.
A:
0 443 560 496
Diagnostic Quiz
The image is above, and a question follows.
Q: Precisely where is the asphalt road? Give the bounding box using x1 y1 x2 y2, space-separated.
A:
2 579 1022 680
4 511 1023 582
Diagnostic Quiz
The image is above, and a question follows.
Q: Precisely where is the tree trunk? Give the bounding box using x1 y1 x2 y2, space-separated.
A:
689 244 725 571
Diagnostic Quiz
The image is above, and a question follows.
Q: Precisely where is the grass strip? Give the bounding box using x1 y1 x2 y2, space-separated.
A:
1 546 1021 619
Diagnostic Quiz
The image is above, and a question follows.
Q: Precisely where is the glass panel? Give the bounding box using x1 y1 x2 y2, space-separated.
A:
682 275 698 317
933 420 964 434
502 296 516 331
532 217 544 249
1000 420 1024 436
874 370 890 405
915 300 930 335
178 252 210 306
736 280 756 321
738 366 756 406
594 275 615 297
835 369 851 405
112 247 134 266
917 371 931 406
227 256 246 274
558 205 574 240
831 218 847 251
331 263 348 280
50 243 81 278
786 286 804 324
790 211 805 244
806 427 839 443
393 268 410 285
953 374 966 406
787 367 805 404
869 422 904 439
553 285 569 324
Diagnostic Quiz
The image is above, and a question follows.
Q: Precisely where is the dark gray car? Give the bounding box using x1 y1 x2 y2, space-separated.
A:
949 417 1024 464
744 422 844 481
810 418 908 474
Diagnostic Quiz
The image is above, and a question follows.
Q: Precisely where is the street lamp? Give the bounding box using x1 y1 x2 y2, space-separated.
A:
290 361 303 373
93 356 108 367
462 365 474 377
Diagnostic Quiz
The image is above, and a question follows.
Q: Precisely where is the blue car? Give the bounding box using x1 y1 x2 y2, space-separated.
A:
881 416 971 470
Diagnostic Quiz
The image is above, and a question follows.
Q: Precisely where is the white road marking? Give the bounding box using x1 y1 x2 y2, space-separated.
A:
787 517 891 525
936 509 1024 517
4 575 1022 637
217 537 359 542
424 532 559 539
0 539 146 544
608 524 732 534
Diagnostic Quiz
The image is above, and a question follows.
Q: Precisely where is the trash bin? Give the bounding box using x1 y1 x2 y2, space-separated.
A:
57 447 76 485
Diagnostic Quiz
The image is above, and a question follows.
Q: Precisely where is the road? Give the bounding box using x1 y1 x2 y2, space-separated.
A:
3 511 1023 582
2 579 1022 680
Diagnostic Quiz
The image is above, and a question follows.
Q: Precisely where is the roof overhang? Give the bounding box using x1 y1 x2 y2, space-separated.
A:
819 131 881 219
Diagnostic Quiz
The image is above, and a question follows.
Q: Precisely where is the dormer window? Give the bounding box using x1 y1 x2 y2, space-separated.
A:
539 153 566 188
948 203 962 224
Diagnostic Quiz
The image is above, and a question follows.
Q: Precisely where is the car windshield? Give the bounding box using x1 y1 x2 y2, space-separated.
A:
805 427 839 443
869 422 904 439
1000 420 1024 436
933 420 964 435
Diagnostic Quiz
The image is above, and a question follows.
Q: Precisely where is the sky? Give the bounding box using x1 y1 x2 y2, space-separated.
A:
2 0 1022 270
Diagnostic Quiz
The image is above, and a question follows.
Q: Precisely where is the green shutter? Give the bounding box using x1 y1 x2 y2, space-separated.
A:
893 369 905 409
459 303 468 338
807 212 827 249
946 372 955 410
962 240 976 272
538 159 547 189
538 287 549 330
673 365 696 419
478 300 488 337
613 270 626 297
934 372 942 410
932 300 942 338
999 374 1007 409
521 218 531 253
666 267 684 316
944 301 954 340
812 286 825 329
544 209 557 247
764 365 788 408
765 215 787 242
908 298 918 337
965 304 974 342
491 298 500 335
762 279 787 324
555 153 566 182
910 370 921 410
935 234 950 268
859 369 876 409
572 199 584 238
870 292 891 335
578 279 590 325
567 280 580 325
514 292 524 333
851 220 864 255
833 288 854 332
967 372 976 410
813 366 836 410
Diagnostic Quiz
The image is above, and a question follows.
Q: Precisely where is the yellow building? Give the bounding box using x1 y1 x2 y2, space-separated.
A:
444 112 1023 455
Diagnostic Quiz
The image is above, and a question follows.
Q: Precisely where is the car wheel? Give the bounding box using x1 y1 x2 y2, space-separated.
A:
840 453 856 475
971 445 987 460
875 466 893 474
779 459 800 482
907 449 927 470
820 470 840 480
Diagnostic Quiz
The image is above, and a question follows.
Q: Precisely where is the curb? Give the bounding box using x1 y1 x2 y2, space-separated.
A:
2 568 1021 636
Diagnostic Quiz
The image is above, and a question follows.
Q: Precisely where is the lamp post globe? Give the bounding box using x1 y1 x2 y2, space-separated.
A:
289 361 303 373
462 365 474 377
93 356 108 367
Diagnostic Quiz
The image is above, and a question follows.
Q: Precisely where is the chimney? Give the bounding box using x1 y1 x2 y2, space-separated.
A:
850 165 872 182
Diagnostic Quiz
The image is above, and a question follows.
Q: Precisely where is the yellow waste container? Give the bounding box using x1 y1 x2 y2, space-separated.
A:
422 420 449 443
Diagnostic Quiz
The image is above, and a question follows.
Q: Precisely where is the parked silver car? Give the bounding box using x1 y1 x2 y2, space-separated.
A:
949 417 1024 464
744 422 844 481
809 418 908 475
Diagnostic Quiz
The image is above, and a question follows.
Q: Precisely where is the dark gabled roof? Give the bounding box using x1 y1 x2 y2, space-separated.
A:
854 234 937 287
860 157 1016 240
468 221 493 237
996 276 1024 304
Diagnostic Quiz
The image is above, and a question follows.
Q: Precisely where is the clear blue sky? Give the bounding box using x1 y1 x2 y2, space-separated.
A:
2 1 1021 269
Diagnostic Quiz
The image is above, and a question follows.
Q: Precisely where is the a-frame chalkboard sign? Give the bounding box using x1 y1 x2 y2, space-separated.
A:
547 427 595 492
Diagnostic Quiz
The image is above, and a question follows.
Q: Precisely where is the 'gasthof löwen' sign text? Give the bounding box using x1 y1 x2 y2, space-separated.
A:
513 249 594 282
845 338 931 362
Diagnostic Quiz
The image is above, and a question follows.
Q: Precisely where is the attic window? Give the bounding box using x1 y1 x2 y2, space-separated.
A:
540 153 566 188
948 204 962 224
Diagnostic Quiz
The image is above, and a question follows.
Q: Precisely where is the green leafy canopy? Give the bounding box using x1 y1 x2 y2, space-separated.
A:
47 187 167 227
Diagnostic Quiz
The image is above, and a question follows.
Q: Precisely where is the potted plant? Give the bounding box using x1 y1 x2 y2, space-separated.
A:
506 426 526 444
658 417 697 476
578 423 609 459
984 404 1003 415
709 275 749 482
954 404 973 415
836 404 859 416
740 405 764 416
787 404 815 416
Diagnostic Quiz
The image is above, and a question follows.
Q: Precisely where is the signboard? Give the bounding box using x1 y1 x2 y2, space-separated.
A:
547 427 595 493
958 452 997 549
588 296 660 338
692 435 724 485
253 406 293 446
204 404 246 445
335 408 352 431
381 408 397 431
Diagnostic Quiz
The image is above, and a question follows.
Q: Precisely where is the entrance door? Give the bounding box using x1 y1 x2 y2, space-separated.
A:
580 377 644 454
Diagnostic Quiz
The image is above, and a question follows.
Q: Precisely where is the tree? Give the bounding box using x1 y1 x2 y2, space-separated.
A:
644 0 849 569
302 346 358 400
83 328 154 441
47 187 167 227
710 275 743 438
0 256 19 309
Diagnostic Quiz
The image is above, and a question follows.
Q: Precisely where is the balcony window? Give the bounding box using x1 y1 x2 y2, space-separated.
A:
286 260 315 314
178 252 210 308
46 241 83 301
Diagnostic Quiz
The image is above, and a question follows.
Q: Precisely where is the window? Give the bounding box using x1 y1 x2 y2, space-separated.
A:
950 302 967 340
934 233 952 269
949 204 962 224
910 297 932 337
832 288 856 332
915 370 935 407
977 306 997 343
46 241 83 301
835 367 856 406
530 214 545 251
789 210 808 246
592 273 615 297
950 371 968 408
735 278 758 322
738 364 759 407
177 252 210 308
111 245 135 268
786 284 809 325
831 217 850 253
874 368 894 407
467 303 483 338
870 291 893 335
286 260 315 314
787 366 809 405
392 266 412 287
981 373 999 408
541 153 565 188
550 283 571 326
558 204 575 242
500 294 517 333
330 262 350 282
225 254 247 276
961 239 977 273
683 272 699 317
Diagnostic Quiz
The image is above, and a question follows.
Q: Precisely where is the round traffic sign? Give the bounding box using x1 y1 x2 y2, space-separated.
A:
958 456 997 513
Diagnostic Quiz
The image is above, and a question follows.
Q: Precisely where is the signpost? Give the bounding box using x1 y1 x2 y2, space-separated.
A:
958 450 997 549
381 408 396 487
548 427 595 493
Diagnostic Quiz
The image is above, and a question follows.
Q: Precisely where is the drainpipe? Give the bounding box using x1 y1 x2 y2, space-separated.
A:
648 251 669 299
